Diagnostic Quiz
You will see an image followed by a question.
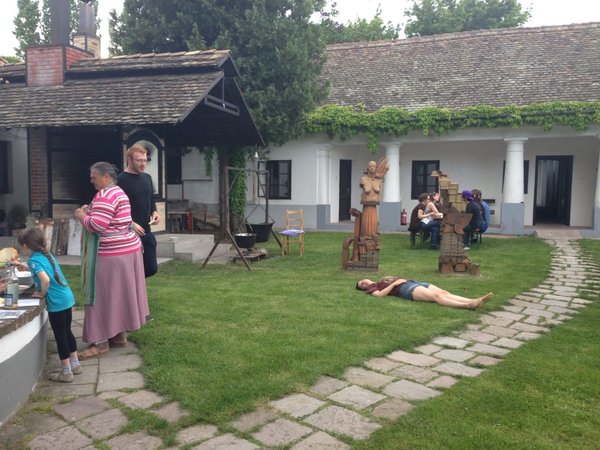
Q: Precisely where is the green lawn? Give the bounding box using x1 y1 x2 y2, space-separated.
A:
61 232 575 446
356 239 600 449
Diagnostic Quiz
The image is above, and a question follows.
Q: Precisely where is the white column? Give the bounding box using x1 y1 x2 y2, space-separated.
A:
316 145 331 204
382 142 401 203
503 138 528 203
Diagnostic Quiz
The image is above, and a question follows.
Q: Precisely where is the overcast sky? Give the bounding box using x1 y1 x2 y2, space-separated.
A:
1 0 599 58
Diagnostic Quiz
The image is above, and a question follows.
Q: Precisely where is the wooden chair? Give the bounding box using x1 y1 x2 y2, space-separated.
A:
279 209 305 256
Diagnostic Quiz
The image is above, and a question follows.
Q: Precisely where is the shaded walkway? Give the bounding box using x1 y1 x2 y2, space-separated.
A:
1 236 598 449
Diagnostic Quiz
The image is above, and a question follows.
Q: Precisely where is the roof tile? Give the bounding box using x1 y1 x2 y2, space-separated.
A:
321 23 600 111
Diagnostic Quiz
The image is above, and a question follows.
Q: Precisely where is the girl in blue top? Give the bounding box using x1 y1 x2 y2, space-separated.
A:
17 227 81 383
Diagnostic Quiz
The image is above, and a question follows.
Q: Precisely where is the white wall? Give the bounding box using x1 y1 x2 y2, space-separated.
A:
174 148 219 210
525 137 597 227
264 127 600 230
399 140 506 226
265 140 319 206
161 126 599 230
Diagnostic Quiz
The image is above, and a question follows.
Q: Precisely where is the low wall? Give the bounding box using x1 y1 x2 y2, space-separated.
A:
0 302 48 426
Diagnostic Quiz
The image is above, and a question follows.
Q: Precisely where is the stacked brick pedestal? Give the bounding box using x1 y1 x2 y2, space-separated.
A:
432 171 479 275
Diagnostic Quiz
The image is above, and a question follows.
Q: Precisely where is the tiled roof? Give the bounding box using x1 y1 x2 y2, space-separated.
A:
68 49 236 76
0 62 25 83
0 48 263 145
321 23 600 111
0 72 220 128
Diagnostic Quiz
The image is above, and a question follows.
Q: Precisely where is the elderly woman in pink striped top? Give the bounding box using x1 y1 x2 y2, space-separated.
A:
74 161 149 359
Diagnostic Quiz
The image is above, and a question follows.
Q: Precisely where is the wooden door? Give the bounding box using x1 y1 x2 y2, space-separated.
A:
534 156 572 225
339 160 352 221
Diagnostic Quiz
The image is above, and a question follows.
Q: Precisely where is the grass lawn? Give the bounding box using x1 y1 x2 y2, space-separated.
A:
356 239 600 449
62 232 563 445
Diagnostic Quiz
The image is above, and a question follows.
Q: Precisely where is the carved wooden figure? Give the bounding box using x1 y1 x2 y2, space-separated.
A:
342 158 388 271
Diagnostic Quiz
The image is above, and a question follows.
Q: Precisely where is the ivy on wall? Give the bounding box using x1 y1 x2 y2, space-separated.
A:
304 102 600 152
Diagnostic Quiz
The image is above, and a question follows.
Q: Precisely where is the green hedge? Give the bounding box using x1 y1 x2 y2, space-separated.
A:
304 102 600 151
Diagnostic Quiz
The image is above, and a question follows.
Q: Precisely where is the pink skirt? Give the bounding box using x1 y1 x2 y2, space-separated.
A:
82 250 149 344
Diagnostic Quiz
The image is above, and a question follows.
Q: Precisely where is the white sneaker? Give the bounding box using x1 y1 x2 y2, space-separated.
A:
464 246 470 251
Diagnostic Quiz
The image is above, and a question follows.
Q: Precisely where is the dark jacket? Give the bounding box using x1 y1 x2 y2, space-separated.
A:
408 204 425 232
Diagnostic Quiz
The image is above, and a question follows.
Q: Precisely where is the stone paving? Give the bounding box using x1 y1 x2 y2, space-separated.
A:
0 237 598 449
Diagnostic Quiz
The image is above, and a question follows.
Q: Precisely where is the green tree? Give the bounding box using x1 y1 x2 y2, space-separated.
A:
404 0 530 37
13 0 42 59
321 7 400 44
13 0 99 59
40 0 51 43
109 0 329 147
1 56 23 64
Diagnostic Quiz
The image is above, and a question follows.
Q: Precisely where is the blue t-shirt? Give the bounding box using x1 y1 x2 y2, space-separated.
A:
27 251 75 313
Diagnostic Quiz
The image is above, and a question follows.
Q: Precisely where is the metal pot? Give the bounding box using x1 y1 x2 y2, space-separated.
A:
245 222 274 243
234 233 256 249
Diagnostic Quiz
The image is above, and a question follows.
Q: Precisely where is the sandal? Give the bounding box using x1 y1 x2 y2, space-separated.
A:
108 332 128 348
78 343 109 360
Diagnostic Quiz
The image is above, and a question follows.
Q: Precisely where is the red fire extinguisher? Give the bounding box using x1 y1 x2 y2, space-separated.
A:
400 208 407 226
186 208 193 231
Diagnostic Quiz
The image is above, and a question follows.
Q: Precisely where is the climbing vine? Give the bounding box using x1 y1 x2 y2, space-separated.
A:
228 148 247 220
304 102 600 152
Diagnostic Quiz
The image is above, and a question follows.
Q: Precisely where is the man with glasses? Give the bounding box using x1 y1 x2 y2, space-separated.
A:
118 145 160 278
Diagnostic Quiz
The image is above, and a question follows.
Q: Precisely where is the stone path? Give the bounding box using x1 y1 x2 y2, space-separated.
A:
1 238 598 449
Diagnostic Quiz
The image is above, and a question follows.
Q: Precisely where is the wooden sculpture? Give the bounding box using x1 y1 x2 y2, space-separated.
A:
342 158 388 271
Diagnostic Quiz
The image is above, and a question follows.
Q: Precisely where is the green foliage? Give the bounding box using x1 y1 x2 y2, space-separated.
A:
228 147 247 225
305 102 600 152
1 56 22 63
40 0 50 43
202 147 215 177
109 0 329 147
13 0 99 59
404 0 530 37
321 7 400 44
14 0 41 59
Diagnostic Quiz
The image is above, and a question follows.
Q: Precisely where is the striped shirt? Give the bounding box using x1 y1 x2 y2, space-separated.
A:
82 184 141 256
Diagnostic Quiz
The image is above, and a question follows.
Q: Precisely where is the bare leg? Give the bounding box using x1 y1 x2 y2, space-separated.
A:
412 285 493 309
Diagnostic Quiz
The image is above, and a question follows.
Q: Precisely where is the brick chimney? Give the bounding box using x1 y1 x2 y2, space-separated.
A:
73 1 101 58
26 0 94 87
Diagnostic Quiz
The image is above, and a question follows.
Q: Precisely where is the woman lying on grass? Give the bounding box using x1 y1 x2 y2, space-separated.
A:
356 277 493 309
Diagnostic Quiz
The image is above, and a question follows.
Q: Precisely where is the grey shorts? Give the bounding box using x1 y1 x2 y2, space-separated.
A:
396 280 430 300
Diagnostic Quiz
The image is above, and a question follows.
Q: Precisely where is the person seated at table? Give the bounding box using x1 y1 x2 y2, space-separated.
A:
408 193 441 249
356 277 493 309
462 190 485 249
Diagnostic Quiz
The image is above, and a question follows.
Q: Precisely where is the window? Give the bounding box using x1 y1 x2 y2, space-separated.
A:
502 160 529 194
411 160 439 199
0 142 9 194
259 160 291 199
